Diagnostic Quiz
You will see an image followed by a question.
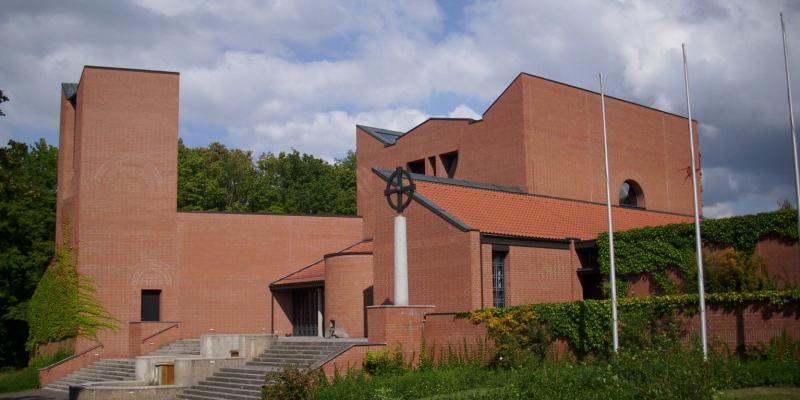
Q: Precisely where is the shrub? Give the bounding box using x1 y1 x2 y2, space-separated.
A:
705 250 774 293
363 347 408 376
0 348 72 393
262 366 323 400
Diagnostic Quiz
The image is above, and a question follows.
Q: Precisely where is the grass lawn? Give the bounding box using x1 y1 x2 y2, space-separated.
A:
720 387 800 400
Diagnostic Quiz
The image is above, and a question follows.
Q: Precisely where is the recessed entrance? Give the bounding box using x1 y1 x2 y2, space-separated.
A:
292 288 323 336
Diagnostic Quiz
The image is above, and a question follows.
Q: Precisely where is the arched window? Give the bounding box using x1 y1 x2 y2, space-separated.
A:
619 180 644 208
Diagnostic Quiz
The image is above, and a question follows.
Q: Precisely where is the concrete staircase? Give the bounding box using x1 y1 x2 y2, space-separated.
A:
43 358 136 392
177 339 358 400
149 338 201 356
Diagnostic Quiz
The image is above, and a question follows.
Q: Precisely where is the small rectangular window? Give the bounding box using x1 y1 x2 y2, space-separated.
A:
407 159 425 174
492 251 506 308
440 151 458 178
141 290 161 322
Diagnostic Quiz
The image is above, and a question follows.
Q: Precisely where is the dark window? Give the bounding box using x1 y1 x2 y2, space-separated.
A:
619 180 644 208
492 251 506 308
428 156 437 176
141 290 161 322
407 159 425 174
440 151 458 178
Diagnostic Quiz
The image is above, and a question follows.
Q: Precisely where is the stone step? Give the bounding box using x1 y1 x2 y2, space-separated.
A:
261 348 333 355
193 383 261 397
251 354 318 362
181 388 259 400
43 358 136 392
206 376 267 386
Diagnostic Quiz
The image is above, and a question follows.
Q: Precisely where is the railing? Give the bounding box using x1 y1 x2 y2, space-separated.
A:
141 322 179 343
39 342 103 372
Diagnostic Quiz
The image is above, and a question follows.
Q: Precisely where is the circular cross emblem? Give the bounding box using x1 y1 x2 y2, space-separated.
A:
384 167 416 213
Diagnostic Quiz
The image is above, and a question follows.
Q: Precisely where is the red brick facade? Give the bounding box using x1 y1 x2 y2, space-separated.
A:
50 66 797 383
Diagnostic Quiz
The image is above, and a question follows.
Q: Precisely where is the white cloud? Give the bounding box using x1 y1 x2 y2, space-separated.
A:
447 104 481 120
3 0 800 215
703 202 734 219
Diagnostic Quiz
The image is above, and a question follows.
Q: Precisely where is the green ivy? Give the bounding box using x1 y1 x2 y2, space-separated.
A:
465 290 800 358
596 209 798 294
26 223 118 352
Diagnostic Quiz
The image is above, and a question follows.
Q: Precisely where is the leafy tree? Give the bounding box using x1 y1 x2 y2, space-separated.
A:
178 141 357 215
0 140 57 366
0 89 8 117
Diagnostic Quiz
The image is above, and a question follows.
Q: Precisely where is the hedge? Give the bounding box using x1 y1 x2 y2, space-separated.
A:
464 290 800 358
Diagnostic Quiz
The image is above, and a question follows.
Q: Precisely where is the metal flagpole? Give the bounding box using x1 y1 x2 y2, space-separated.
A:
599 73 619 353
781 12 800 234
682 43 708 361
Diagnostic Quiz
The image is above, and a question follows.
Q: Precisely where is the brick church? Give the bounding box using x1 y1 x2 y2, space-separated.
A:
52 65 700 372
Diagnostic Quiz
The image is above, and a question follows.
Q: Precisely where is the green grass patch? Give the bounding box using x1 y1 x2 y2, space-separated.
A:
0 349 72 393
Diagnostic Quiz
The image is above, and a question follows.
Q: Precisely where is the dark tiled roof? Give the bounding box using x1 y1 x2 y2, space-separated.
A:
357 125 404 146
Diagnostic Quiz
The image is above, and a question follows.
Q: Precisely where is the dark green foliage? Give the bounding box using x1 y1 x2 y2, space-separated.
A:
596 209 797 294
178 140 356 215
0 348 72 393
705 250 775 293
467 290 800 358
262 366 324 400
363 347 409 376
0 139 57 366
26 225 118 352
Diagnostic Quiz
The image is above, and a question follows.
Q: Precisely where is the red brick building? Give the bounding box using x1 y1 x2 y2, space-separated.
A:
54 66 705 365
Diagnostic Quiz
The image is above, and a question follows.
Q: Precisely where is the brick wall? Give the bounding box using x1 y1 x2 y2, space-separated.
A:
505 245 583 305
176 212 362 338
372 189 481 311
324 253 373 337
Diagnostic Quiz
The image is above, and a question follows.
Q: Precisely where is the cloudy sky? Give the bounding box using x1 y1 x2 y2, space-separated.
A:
2 0 799 218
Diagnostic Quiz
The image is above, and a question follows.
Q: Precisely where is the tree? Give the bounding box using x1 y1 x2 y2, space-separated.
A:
0 139 58 366
0 89 8 116
178 141 357 216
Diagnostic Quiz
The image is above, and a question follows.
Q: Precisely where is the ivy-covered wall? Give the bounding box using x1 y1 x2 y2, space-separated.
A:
466 290 800 359
26 225 118 352
595 209 798 294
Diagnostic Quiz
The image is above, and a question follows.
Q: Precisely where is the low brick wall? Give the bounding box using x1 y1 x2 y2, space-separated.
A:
319 344 386 378
683 302 799 352
423 313 491 364
39 344 106 387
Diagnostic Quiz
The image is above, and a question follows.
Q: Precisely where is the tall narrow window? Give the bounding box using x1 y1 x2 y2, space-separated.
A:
440 151 458 178
492 251 506 308
141 290 161 322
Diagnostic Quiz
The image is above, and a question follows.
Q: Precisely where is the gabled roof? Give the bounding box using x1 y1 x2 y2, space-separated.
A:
374 169 694 241
270 240 373 289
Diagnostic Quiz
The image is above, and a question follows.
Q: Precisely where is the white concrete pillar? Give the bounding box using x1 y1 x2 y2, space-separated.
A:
394 215 409 306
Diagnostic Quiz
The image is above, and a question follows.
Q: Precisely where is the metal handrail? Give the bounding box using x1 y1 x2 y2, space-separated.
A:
39 342 103 371
141 322 179 343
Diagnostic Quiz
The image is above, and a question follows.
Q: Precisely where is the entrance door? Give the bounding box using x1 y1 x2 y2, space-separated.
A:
292 288 323 336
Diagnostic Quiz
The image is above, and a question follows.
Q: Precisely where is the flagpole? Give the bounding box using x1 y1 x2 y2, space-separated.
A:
599 73 619 353
781 12 800 233
682 43 708 361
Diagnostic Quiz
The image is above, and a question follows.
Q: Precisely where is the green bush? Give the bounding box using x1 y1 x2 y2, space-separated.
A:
262 366 323 400
363 347 409 376
705 250 775 293
596 209 796 294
